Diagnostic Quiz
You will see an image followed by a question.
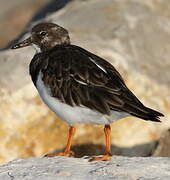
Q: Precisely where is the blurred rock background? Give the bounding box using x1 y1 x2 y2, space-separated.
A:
0 0 169 165
0 0 49 48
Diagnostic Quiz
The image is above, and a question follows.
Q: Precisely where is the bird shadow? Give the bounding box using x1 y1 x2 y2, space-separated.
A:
47 142 158 158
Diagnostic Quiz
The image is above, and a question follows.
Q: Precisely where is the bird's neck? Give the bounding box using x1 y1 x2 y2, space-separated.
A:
32 44 42 54
41 43 71 53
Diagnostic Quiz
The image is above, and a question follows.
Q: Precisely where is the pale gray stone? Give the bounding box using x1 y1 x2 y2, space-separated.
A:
0 156 170 180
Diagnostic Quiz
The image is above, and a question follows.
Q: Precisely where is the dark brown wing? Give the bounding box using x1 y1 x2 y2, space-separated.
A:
29 53 49 86
38 45 163 122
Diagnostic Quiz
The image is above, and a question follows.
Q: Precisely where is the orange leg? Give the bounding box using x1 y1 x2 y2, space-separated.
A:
90 125 112 161
45 126 76 157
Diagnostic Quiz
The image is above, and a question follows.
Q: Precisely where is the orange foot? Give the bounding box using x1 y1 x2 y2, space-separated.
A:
44 151 74 157
89 154 112 162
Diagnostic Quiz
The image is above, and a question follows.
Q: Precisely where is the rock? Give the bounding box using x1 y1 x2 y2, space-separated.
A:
0 156 170 180
0 0 169 165
0 0 49 48
153 129 170 157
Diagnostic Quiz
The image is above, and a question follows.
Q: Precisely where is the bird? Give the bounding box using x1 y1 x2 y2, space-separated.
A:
11 22 164 161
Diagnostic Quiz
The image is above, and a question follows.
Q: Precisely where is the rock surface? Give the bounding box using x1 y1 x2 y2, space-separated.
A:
0 0 49 48
154 129 170 157
0 156 170 180
0 0 169 165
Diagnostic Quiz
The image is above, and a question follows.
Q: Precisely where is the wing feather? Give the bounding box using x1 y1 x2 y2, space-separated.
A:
29 45 163 121
35 45 162 119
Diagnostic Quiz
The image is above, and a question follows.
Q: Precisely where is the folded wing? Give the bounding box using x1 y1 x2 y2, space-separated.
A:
40 45 164 122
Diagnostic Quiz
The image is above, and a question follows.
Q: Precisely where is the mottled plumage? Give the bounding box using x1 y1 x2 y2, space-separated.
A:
11 22 164 161
29 44 163 122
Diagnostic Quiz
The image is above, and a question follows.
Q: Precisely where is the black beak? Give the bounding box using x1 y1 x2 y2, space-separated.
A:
11 37 32 49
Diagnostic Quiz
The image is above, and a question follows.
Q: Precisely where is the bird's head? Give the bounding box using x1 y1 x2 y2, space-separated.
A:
11 22 70 52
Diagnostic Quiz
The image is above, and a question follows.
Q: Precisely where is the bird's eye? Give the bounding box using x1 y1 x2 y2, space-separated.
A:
39 31 47 36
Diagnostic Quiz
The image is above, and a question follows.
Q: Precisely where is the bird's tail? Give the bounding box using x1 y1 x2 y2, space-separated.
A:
131 106 164 122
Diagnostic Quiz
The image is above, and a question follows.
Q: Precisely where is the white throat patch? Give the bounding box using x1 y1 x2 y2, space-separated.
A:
32 44 41 54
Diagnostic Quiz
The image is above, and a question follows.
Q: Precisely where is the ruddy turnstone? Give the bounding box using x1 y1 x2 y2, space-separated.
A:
11 22 164 161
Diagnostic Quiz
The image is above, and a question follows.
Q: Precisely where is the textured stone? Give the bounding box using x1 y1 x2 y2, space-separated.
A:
0 0 49 48
0 0 169 165
153 129 170 157
0 156 170 180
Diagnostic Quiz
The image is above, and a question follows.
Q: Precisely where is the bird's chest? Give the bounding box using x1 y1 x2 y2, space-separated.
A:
29 53 48 86
35 71 110 125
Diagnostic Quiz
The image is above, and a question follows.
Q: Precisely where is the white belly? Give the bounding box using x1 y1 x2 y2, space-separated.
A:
36 72 129 125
